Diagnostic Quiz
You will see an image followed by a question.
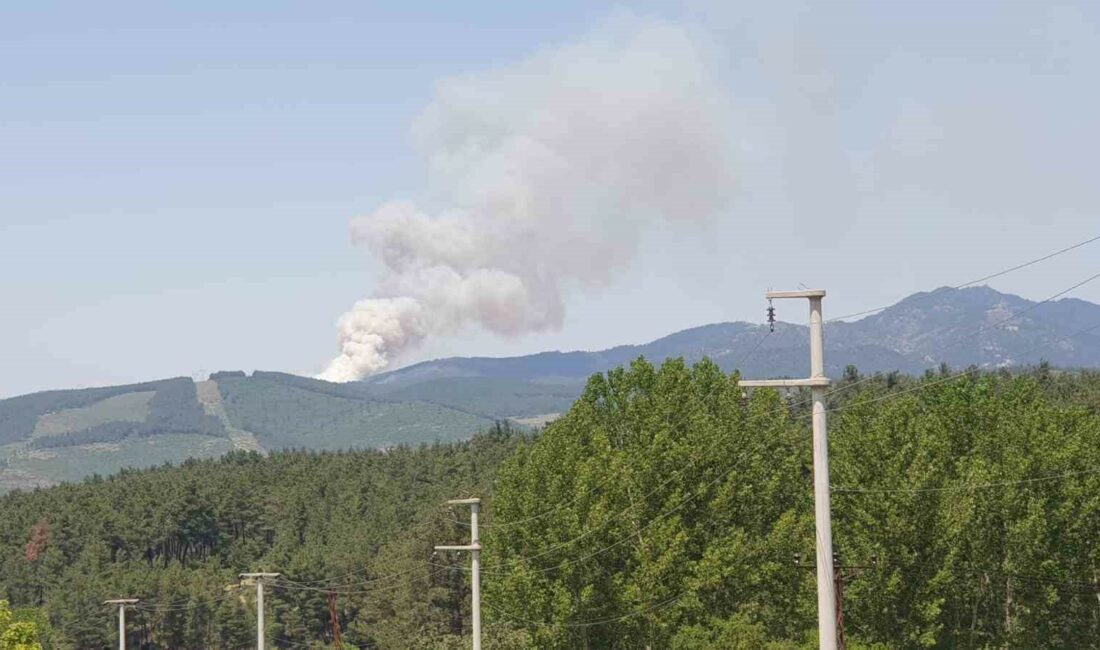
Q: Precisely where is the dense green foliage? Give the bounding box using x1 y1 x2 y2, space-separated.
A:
487 359 815 648
829 366 1100 648
8 435 235 487
0 379 206 446
0 378 230 491
0 373 503 490
0 428 523 648
30 392 154 441
3 360 1100 648
485 360 1100 648
216 374 496 450
27 378 224 449
0 600 44 649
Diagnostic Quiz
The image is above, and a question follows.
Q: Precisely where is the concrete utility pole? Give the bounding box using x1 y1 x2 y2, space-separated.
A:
240 572 280 650
104 599 139 650
740 289 837 650
435 497 481 650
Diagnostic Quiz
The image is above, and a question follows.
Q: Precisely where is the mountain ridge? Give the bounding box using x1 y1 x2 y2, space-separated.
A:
2 285 1099 490
371 285 1100 386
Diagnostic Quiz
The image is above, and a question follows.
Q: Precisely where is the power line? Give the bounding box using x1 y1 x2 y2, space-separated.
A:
833 467 1100 494
826 232 1100 323
878 554 1100 594
443 429 804 577
901 270 1099 358
824 268 1100 400
733 327 772 370
466 263 1100 549
484 590 688 629
63 235 1100 642
466 318 1100 577
472 280 1100 569
823 320 1100 419
462 242 1100 534
252 498 465 592
822 322 1100 499
462 352 834 566
132 590 241 613
273 567 452 597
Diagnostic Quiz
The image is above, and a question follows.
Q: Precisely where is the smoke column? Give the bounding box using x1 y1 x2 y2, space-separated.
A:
319 17 737 382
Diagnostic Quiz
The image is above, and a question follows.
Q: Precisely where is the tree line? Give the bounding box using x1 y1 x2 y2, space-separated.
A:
0 361 1099 648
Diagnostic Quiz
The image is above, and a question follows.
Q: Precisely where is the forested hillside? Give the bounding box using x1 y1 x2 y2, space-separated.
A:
3 287 1099 493
0 378 232 492
214 371 496 450
0 373 498 491
488 361 1100 648
0 427 524 648
1 360 1100 647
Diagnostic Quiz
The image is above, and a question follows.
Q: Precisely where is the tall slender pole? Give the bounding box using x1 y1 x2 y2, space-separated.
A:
104 599 139 650
240 572 280 650
257 578 265 650
809 295 838 650
470 501 481 650
435 497 482 650
739 289 837 650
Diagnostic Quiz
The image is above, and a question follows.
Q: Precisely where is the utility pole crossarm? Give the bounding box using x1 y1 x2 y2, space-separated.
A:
437 497 482 650
739 288 838 650
239 573 280 650
766 289 826 299
739 378 830 388
105 599 139 650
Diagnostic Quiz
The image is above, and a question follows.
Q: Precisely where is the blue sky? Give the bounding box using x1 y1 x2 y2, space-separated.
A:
2 1 1099 396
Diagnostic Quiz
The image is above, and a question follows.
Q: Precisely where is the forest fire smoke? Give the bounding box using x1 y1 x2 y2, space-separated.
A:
319 17 737 382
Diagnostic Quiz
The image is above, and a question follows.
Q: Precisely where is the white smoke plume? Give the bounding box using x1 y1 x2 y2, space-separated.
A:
319 16 737 382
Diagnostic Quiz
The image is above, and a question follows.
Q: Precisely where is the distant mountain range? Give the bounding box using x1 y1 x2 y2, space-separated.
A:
2 286 1098 490
371 285 1100 384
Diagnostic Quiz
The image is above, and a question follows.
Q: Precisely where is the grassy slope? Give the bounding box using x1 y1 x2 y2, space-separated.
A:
216 375 498 450
31 391 155 439
0 378 188 446
0 371 557 490
7 433 234 484
0 379 229 489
